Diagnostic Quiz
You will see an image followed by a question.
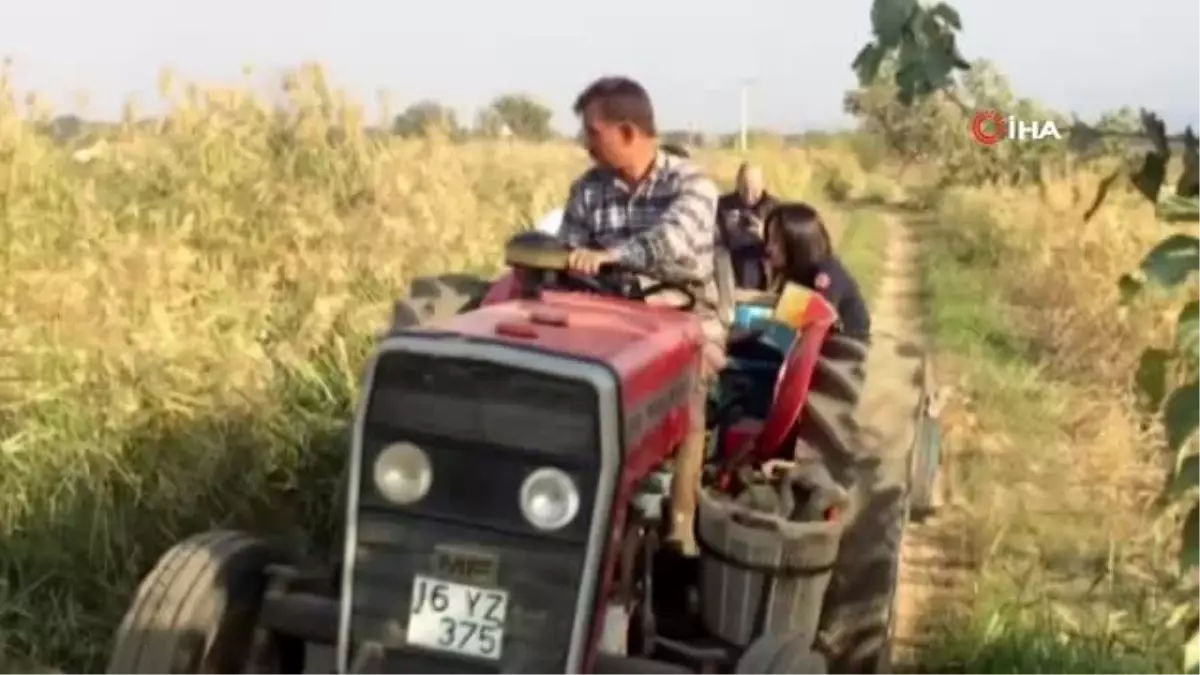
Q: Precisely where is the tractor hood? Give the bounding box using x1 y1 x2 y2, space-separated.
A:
417 291 703 370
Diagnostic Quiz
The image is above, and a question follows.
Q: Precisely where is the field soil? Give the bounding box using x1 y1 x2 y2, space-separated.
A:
832 211 941 670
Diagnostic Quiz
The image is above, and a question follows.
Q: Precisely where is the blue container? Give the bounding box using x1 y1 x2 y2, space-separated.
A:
733 303 773 332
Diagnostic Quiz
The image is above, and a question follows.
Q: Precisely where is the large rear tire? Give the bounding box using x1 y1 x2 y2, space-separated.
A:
792 336 867 485
391 273 492 329
790 335 908 674
106 530 292 674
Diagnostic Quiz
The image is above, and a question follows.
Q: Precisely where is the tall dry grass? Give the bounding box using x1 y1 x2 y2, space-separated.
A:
915 163 1194 671
0 65 869 670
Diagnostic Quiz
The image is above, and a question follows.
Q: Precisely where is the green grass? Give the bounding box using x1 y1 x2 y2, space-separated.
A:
0 338 364 673
910 205 1180 674
920 608 1169 674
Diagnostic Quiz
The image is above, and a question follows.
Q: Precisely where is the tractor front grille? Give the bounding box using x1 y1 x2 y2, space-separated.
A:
350 513 584 673
346 349 606 672
365 349 597 458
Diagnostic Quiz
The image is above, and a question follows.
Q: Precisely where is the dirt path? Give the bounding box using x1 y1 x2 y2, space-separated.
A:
847 213 969 672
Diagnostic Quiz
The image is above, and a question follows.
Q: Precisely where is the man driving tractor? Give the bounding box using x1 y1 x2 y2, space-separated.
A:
557 75 724 557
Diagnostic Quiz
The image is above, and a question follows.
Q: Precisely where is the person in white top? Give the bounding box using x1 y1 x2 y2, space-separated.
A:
533 207 565 236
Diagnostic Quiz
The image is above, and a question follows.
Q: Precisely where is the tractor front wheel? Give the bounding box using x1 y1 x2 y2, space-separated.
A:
106 530 293 674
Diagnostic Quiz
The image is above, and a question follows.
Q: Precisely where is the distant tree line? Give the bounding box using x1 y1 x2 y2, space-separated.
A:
391 93 556 140
37 91 860 150
388 93 852 148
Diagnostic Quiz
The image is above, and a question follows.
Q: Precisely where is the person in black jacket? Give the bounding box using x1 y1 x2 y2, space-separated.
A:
717 162 779 290
763 202 871 341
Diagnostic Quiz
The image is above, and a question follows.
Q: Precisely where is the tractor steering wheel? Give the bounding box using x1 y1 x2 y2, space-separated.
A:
558 269 698 312
504 231 699 311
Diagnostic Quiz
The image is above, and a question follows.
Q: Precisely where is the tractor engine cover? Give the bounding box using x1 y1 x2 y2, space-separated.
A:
349 348 602 672
338 292 705 674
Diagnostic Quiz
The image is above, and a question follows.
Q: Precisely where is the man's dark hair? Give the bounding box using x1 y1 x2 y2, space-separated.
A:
573 76 657 137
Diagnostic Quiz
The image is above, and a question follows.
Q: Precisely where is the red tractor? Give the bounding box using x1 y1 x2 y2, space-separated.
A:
105 230 927 674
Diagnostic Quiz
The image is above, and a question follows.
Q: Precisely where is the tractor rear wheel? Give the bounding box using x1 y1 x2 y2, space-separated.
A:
106 530 292 674
390 273 492 330
787 335 910 673
791 336 867 485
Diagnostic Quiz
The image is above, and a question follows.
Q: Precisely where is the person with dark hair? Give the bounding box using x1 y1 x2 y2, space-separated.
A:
764 202 871 340
717 162 779 290
559 75 723 557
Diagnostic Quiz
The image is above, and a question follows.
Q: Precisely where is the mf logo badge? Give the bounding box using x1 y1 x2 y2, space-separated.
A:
432 544 499 585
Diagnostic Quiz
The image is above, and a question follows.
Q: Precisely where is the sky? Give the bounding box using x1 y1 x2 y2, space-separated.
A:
0 0 1196 134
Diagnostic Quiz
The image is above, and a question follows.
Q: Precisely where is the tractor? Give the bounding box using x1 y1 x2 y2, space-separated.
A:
104 228 939 674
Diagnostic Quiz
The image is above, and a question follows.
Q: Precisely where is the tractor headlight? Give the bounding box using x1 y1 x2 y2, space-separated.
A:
519 467 580 531
373 441 432 505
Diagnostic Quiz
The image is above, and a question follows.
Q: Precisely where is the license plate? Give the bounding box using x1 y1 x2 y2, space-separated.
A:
406 575 508 660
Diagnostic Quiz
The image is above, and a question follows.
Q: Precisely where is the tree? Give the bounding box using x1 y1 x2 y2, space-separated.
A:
842 59 959 174
47 114 85 142
1092 106 1146 155
391 100 461 138
485 94 554 141
473 108 513 139
844 56 1070 186
852 0 971 105
1096 106 1142 135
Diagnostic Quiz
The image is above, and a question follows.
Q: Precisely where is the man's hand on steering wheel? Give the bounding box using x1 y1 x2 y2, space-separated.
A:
567 247 617 275
562 246 700 311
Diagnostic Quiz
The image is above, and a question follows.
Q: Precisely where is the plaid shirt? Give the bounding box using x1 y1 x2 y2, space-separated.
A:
558 151 727 347
560 151 717 280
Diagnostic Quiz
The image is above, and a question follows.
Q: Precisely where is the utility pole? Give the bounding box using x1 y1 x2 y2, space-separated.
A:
738 79 753 153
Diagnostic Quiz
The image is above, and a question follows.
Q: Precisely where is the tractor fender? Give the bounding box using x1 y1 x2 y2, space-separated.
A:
755 288 842 461
756 318 835 460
